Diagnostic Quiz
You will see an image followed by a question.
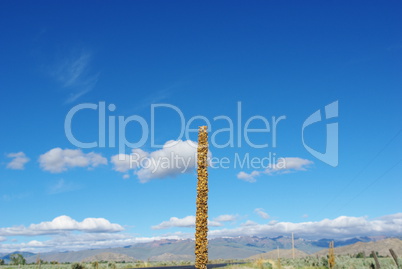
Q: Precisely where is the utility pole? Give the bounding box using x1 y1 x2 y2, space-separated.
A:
291 232 295 259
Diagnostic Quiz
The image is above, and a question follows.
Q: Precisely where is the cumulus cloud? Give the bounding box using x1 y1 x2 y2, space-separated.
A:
237 171 260 183
111 140 210 182
6 152 30 170
0 215 124 236
110 149 148 173
237 157 313 182
39 148 107 173
152 216 222 230
209 213 402 239
254 208 270 219
266 157 313 173
0 236 6 242
214 215 238 222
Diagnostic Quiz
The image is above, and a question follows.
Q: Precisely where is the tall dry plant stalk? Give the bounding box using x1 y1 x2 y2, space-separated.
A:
195 126 209 269
328 241 335 269
36 254 41 269
276 258 282 269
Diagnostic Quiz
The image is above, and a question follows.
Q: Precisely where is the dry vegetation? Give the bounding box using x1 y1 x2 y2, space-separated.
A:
195 126 209 269
225 256 402 269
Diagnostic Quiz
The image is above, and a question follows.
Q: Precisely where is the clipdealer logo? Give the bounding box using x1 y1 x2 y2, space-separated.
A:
302 101 338 167
64 101 338 168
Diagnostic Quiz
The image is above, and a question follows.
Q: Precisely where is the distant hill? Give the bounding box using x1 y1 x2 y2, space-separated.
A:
82 252 137 262
314 238 402 257
248 249 309 259
1 251 36 263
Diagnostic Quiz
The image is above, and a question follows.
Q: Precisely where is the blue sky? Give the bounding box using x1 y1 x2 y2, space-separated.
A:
0 1 401 252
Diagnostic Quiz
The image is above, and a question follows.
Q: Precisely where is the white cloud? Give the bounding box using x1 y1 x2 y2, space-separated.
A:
237 157 313 182
237 171 260 183
111 140 209 183
1 193 30 202
214 215 238 222
110 149 148 173
0 215 124 236
241 220 259 227
0 232 188 253
48 179 81 194
254 208 270 219
266 157 313 173
0 236 6 242
53 50 99 103
2 213 402 253
152 216 222 230
209 213 402 239
39 148 107 173
378 212 402 221
6 152 30 170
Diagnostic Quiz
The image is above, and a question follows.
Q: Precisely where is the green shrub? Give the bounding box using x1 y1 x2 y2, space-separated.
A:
71 262 86 269
91 261 99 269
107 262 116 269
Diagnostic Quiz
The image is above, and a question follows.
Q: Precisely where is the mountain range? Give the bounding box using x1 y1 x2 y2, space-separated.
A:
1 236 401 263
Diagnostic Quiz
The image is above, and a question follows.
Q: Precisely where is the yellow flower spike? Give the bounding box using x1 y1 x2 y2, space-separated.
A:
195 126 208 269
